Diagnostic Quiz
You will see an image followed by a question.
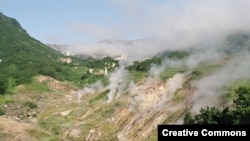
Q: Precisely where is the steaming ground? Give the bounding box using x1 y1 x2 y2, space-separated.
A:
76 33 250 120
54 1 250 140
73 46 250 140
107 65 129 103
48 27 250 141
77 80 104 101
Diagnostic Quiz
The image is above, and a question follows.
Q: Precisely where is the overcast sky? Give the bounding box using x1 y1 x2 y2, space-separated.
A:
1 0 249 44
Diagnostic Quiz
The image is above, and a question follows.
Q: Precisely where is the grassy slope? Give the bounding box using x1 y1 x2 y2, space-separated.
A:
0 12 64 84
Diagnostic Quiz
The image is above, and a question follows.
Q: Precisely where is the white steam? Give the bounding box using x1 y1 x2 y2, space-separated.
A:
107 65 130 103
77 81 104 101
149 63 166 78
191 53 250 112
64 0 250 63
185 49 227 68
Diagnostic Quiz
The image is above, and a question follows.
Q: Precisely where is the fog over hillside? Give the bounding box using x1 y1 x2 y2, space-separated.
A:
50 0 250 61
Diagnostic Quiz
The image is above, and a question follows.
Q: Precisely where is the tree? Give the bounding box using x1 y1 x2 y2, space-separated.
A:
234 87 250 108
231 87 250 124
184 107 221 125
183 112 195 124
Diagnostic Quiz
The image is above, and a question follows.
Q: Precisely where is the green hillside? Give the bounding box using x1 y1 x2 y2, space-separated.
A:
0 12 65 83
0 13 62 59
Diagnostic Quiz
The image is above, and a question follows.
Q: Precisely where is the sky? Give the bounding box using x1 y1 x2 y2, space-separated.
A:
0 0 177 44
1 0 250 45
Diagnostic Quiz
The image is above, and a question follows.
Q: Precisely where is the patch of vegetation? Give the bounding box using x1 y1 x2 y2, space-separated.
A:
158 50 189 59
0 79 7 95
26 128 59 141
159 70 177 80
171 89 185 103
103 108 115 117
5 77 17 94
226 33 250 53
130 71 147 83
39 116 71 135
127 56 162 72
187 62 223 82
80 74 106 87
160 67 186 80
0 95 15 105
222 80 250 103
24 101 38 109
86 56 119 71
0 108 5 115
168 50 189 60
114 100 126 108
163 109 186 124
88 90 109 104
25 79 50 92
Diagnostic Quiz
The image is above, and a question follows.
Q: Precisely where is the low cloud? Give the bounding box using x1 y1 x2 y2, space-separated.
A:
64 0 250 63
